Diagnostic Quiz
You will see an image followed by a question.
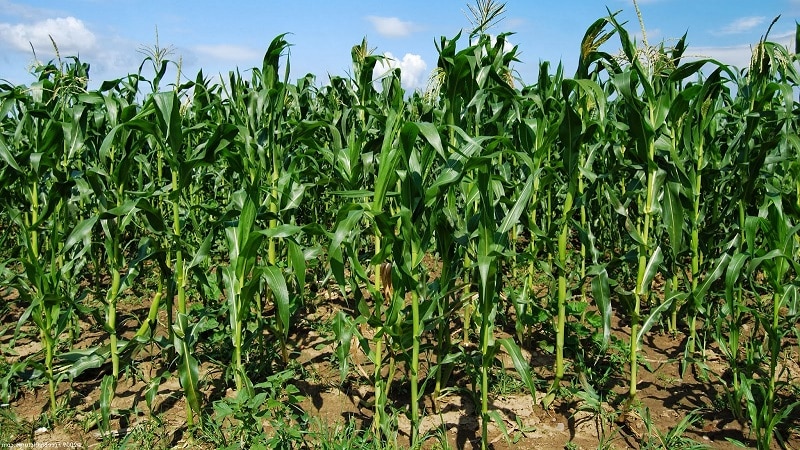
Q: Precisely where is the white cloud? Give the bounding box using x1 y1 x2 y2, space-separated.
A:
771 29 796 47
0 0 63 21
375 52 427 90
691 26 797 71
630 28 663 45
366 16 420 38
0 16 96 56
193 44 261 62
713 16 766 35
690 44 754 70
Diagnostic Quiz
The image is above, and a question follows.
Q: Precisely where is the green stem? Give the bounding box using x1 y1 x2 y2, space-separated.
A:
410 290 420 447
766 290 781 427
478 272 495 450
527 190 539 292
631 136 656 402
373 233 382 293
234 317 244 392
579 155 587 304
687 141 702 357
554 188 574 386
30 180 40 258
173 181 186 316
43 329 56 418
669 272 679 334
463 250 473 345
629 300 640 401
171 168 195 428
480 329 490 450
373 329 383 435
135 290 163 338
108 268 121 378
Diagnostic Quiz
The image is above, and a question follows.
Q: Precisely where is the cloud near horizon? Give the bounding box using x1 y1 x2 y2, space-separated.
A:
713 16 766 35
0 0 63 22
690 44 754 70
366 16 420 38
0 16 96 56
375 51 427 90
193 44 262 63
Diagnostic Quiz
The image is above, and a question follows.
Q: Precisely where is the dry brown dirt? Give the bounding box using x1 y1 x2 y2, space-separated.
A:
1 284 799 450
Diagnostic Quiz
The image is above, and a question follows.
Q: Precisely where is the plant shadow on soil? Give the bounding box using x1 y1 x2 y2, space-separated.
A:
1 283 799 449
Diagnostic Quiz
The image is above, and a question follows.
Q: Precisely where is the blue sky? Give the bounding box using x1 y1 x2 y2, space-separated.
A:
1 0 798 90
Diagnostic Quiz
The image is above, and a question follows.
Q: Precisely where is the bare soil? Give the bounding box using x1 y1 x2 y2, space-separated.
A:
1 283 799 450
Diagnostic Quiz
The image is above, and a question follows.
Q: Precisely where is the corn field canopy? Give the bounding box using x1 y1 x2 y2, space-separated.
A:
1 11 800 450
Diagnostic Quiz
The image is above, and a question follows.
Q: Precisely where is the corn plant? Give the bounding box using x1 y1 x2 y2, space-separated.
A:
602 10 721 404
545 76 607 402
0 58 91 418
147 82 237 427
741 200 799 449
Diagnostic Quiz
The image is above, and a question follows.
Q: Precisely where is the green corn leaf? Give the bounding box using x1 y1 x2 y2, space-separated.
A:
331 206 365 250
332 311 355 382
287 239 306 297
173 313 202 416
329 206 365 289
237 197 257 253
263 266 291 341
693 253 731 307
747 249 784 279
605 9 636 63
99 198 139 221
257 224 302 238
56 348 108 379
498 338 537 403
0 135 23 172
97 124 121 163
636 294 675 346
724 252 749 301
153 91 183 157
189 123 238 165
187 233 213 270
781 285 798 315
330 189 373 198
663 181 685 257
498 175 534 235
282 181 306 211
744 215 764 253
25 180 72 229
559 98 583 182
651 92 672 132
63 216 98 255
590 266 612 347
415 121 444 156
222 265 239 337
624 224 645 254
795 21 799 54
486 409 511 444
603 185 628 217
178 352 202 416
223 227 241 267
372 111 401 213
476 175 497 307
145 375 164 413
99 374 116 434
638 245 663 296
134 198 167 233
